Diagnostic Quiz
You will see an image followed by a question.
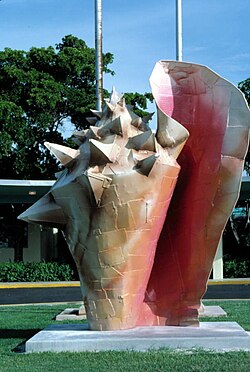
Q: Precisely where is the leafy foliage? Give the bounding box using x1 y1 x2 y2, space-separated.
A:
0 35 114 179
0 261 76 282
224 256 250 278
124 92 154 117
238 78 250 106
238 78 250 174
0 35 154 180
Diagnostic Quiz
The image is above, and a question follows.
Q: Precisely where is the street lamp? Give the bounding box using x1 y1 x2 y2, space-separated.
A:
95 0 103 111
176 0 183 61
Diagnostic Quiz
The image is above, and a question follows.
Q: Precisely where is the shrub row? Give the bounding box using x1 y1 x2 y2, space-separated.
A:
0 261 76 282
0 257 249 282
223 257 250 278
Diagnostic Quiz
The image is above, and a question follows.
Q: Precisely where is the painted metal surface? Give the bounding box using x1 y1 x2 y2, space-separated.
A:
19 62 250 330
19 87 188 330
143 61 250 326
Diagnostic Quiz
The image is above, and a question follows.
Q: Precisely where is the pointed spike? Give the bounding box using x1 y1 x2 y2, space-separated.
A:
131 117 143 128
134 154 159 177
142 112 154 124
110 86 124 105
138 121 150 132
156 108 189 159
131 117 149 132
72 137 83 146
97 116 123 137
127 150 135 165
90 109 102 118
44 142 80 167
86 117 98 125
73 129 87 139
18 194 67 226
89 139 120 166
118 97 126 107
88 126 101 139
126 104 134 111
85 171 112 205
128 109 146 130
106 101 115 112
55 170 65 179
126 130 156 152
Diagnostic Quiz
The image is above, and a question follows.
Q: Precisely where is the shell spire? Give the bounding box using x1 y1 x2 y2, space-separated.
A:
156 108 189 159
44 142 80 167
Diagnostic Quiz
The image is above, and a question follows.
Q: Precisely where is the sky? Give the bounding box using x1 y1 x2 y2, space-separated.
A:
0 0 249 125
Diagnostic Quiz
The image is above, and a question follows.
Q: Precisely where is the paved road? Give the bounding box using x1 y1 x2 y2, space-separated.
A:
0 281 249 305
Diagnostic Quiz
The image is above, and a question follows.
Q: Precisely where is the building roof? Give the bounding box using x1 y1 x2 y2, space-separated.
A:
0 180 55 203
0 177 249 204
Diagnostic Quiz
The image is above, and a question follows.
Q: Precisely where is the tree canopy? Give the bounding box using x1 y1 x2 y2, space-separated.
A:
0 35 153 180
238 77 250 174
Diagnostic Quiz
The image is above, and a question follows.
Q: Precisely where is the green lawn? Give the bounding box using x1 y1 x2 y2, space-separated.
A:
0 300 249 372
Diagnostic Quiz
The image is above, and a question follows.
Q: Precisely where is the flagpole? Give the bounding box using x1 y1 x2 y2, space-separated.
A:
95 0 103 111
176 0 183 61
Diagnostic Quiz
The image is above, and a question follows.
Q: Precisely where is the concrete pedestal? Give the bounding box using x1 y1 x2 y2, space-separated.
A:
198 305 227 317
25 322 250 353
56 308 86 321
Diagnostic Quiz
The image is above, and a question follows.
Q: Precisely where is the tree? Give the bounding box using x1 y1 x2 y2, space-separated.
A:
238 78 250 174
222 78 250 268
0 35 154 180
0 35 154 261
124 92 153 118
0 35 113 179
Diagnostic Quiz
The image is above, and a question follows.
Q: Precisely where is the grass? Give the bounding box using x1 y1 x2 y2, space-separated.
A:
0 300 249 372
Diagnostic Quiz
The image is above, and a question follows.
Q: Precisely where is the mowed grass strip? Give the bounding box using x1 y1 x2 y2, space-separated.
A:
0 300 249 372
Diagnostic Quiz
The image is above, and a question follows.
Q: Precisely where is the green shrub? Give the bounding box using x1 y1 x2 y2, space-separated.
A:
0 261 76 282
224 257 250 278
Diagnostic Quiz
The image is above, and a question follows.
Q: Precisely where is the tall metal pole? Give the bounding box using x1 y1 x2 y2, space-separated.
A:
95 0 103 111
176 0 183 61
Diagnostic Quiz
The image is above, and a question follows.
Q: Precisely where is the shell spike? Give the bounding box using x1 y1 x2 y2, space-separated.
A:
134 154 159 176
156 108 189 159
44 142 80 167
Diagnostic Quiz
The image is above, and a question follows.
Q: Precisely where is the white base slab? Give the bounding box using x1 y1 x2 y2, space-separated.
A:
198 306 227 317
25 322 250 353
56 308 86 321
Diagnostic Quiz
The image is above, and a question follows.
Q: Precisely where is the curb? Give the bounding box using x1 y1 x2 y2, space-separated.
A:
0 279 250 289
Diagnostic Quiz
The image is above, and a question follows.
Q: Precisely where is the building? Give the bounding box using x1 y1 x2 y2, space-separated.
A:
0 180 56 262
0 177 249 278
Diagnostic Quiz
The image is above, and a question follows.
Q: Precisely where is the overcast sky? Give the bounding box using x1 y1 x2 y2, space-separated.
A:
0 0 249 119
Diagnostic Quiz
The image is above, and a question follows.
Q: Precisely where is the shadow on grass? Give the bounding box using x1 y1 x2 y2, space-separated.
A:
0 328 40 339
0 328 41 353
12 341 27 353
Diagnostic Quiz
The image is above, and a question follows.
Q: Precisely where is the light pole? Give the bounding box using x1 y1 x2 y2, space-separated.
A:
95 0 103 111
176 0 183 61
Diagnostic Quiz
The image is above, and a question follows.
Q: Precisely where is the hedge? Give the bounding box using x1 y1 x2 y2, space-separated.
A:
0 257 249 282
0 261 77 282
224 257 250 278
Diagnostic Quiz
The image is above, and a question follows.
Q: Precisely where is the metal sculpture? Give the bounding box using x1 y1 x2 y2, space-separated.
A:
19 86 189 330
19 61 250 330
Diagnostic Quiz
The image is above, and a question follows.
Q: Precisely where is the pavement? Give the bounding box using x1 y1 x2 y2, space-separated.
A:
0 279 249 306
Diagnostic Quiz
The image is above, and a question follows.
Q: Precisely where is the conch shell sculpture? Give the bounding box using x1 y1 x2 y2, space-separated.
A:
19 61 250 330
19 85 189 330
